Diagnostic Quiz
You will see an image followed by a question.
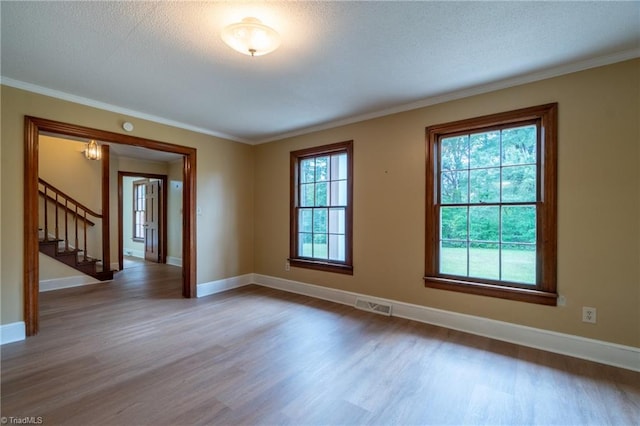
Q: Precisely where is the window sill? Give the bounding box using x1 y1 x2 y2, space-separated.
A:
289 258 353 275
424 276 557 306
132 238 144 243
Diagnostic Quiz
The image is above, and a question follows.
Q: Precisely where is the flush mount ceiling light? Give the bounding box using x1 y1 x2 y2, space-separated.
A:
221 17 281 57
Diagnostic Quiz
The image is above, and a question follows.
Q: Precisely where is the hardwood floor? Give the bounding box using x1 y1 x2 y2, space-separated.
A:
2 263 639 425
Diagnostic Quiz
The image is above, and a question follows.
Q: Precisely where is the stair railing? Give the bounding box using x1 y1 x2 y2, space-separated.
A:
38 178 105 268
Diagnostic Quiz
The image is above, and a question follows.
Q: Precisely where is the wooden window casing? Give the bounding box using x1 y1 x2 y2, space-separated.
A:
290 140 353 274
425 104 558 305
132 181 146 241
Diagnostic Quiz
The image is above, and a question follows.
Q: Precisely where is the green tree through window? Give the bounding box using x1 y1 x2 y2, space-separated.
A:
425 104 557 305
439 125 537 283
290 141 353 274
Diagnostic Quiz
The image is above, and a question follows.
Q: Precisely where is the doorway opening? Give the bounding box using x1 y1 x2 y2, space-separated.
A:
24 116 197 336
118 172 172 270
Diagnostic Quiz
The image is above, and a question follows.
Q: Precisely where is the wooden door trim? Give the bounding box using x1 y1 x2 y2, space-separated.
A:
102 145 111 273
24 116 197 336
118 172 169 270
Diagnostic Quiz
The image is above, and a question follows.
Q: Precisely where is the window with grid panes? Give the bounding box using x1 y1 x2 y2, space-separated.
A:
290 141 353 274
425 104 557 305
133 181 146 241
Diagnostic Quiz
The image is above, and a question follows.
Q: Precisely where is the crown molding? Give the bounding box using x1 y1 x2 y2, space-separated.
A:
3 48 638 146
256 48 640 144
0 77 251 144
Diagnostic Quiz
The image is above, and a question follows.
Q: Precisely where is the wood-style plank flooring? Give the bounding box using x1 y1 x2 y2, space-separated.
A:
2 261 639 425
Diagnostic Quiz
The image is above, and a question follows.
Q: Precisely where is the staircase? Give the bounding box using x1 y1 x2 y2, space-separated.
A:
39 178 114 281
39 238 113 281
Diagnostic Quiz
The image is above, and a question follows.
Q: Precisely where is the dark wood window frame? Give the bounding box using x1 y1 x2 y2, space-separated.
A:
425 104 558 305
290 140 354 274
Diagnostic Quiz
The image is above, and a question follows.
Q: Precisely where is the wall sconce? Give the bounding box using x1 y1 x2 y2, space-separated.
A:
221 17 281 57
85 140 102 160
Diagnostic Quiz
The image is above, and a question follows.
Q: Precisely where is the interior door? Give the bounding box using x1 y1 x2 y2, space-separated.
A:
144 180 161 262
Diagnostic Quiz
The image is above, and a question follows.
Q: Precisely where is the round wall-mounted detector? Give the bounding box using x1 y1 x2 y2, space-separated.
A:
122 122 134 132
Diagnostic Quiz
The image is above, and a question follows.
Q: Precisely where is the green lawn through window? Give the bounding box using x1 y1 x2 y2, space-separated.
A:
440 247 535 284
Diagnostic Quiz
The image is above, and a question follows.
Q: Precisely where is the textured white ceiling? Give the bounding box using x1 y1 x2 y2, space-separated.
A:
2 1 639 144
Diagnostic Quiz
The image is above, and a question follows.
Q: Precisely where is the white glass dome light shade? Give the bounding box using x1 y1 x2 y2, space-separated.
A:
221 17 281 57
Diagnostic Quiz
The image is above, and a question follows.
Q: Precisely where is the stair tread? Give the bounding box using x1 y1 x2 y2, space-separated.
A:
39 238 64 244
56 249 82 256
39 235 112 281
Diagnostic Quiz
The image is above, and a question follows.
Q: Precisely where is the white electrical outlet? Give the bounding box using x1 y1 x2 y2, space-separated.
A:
285 261 290 272
582 306 597 323
557 295 566 306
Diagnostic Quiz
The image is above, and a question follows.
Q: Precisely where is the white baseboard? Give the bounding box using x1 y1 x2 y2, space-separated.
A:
40 275 102 292
197 274 254 298
1 322 26 345
124 249 144 259
253 274 640 372
167 256 182 267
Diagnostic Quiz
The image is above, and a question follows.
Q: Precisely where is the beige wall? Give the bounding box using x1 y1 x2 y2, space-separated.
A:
2 60 637 348
39 136 102 210
39 135 103 260
0 85 255 325
39 253 85 281
254 59 640 347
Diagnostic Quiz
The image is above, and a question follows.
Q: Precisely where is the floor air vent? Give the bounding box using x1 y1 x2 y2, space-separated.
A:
354 298 392 316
